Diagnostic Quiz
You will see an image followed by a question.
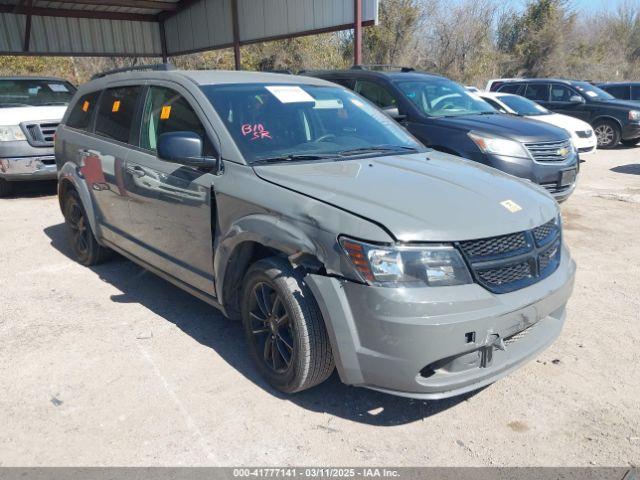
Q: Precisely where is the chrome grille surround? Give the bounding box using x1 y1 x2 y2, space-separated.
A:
457 218 562 294
524 139 573 163
20 121 59 147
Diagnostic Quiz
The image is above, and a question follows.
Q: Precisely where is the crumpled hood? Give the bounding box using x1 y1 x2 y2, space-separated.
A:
0 105 67 124
254 152 559 242
432 113 570 142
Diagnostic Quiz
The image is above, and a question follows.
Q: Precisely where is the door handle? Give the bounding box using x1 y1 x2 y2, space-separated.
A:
125 165 146 178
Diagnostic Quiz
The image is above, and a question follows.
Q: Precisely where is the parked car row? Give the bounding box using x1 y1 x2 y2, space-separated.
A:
487 78 640 149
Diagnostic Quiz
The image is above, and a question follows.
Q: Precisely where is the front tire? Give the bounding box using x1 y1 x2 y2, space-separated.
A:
63 189 112 266
0 178 13 197
594 120 621 149
241 257 334 393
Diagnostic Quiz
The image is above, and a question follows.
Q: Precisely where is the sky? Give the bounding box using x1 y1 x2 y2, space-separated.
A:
510 0 638 15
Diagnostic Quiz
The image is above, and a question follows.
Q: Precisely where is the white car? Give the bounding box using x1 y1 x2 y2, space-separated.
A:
479 91 597 155
0 76 74 196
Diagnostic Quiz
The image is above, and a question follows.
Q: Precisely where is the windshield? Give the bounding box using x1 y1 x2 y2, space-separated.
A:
202 84 422 164
572 82 614 101
396 79 496 117
498 94 550 116
0 79 76 108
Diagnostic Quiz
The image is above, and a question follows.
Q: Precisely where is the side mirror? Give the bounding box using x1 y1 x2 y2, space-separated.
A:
569 95 585 104
382 106 407 121
157 131 218 169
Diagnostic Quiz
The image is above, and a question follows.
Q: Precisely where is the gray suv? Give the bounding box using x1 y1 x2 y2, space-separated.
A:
55 67 576 399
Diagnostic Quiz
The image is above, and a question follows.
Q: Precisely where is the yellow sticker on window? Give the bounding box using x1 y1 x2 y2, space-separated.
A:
82 100 90 112
160 105 171 120
112 100 121 113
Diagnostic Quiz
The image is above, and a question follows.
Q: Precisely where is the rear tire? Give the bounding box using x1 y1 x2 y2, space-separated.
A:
241 257 334 393
62 189 112 266
594 120 621 149
0 178 13 197
621 137 640 147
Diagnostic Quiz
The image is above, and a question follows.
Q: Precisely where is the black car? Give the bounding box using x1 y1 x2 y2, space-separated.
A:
596 82 640 104
307 67 579 201
495 79 640 148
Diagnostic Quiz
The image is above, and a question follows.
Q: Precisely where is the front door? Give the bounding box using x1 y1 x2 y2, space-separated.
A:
124 85 217 295
548 84 590 122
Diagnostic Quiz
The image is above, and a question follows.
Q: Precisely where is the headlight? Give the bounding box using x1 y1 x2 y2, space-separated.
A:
0 125 27 142
468 132 530 158
629 110 640 121
340 237 473 287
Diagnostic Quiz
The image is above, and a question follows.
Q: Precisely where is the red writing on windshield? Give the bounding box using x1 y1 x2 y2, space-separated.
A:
241 123 272 141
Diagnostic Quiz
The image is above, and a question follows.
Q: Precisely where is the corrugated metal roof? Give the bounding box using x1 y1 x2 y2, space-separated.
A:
0 0 378 57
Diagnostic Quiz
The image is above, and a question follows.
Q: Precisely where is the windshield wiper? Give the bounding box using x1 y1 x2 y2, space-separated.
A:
0 103 30 108
338 145 419 157
252 153 337 165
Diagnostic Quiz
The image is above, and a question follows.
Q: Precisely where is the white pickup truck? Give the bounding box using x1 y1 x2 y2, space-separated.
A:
0 77 75 196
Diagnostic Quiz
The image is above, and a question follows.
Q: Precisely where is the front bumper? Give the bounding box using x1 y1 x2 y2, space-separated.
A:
470 151 579 201
307 244 576 399
572 136 597 155
622 121 640 141
0 141 57 181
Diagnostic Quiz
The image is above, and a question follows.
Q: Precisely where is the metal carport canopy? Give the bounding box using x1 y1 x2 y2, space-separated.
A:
0 0 378 64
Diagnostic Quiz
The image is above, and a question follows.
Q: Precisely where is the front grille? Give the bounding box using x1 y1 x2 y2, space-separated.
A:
542 183 573 194
524 139 573 162
458 218 562 294
578 146 595 153
575 130 593 138
477 261 533 286
20 121 59 147
459 232 529 261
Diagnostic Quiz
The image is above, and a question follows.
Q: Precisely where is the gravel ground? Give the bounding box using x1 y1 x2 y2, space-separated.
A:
0 148 639 467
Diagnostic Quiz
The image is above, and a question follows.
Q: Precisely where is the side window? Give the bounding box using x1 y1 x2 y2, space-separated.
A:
498 83 521 94
483 98 507 113
329 78 356 89
524 84 550 102
95 86 142 144
140 86 212 155
632 85 640 101
604 85 630 100
354 80 397 109
66 91 100 131
550 84 578 102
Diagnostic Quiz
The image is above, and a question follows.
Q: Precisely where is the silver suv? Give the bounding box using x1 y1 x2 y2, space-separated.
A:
55 66 576 399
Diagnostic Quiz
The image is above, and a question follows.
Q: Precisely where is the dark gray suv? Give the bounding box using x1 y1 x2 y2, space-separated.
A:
308 68 579 201
55 67 576 399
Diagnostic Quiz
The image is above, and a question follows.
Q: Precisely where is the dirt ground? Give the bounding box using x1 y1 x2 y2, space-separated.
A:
0 148 639 467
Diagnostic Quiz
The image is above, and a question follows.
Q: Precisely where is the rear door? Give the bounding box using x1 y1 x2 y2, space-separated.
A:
124 84 217 295
85 85 142 246
523 83 551 108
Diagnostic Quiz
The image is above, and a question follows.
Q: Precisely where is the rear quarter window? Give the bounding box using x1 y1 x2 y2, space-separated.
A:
66 91 101 131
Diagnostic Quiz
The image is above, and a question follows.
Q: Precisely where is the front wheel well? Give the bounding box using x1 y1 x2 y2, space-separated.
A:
221 242 286 321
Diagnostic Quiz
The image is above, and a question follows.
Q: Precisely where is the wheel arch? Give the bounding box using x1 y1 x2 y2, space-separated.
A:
592 115 623 131
215 215 326 321
57 162 99 236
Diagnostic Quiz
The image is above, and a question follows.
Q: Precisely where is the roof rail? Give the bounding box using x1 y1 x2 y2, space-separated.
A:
351 64 415 72
91 63 174 80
